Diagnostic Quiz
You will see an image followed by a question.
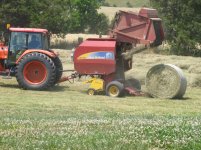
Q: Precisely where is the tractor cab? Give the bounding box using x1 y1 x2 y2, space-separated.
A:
7 28 50 64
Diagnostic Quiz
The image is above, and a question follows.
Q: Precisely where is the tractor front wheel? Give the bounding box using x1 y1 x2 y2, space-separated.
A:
106 81 124 97
16 52 56 90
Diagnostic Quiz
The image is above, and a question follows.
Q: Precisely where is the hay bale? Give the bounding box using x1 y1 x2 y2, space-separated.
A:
146 64 187 99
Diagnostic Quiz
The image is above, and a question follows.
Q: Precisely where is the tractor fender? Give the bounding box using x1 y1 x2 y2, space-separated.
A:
16 49 57 64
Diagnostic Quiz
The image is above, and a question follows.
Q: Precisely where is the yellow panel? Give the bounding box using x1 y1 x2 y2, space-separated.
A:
89 78 104 91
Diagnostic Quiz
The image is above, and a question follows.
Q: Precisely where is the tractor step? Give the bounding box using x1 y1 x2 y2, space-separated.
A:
2 76 12 79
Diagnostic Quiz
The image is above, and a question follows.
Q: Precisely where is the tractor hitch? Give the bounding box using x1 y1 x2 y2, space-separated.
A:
58 72 79 84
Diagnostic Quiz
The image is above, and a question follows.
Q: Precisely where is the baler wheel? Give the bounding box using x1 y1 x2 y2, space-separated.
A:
106 81 124 97
87 88 96 95
52 56 63 84
16 52 56 90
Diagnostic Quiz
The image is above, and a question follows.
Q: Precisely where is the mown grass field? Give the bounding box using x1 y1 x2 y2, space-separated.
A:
1 50 201 149
98 6 140 21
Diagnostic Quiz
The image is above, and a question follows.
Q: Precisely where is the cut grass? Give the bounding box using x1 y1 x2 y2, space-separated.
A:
1 50 201 149
1 82 201 149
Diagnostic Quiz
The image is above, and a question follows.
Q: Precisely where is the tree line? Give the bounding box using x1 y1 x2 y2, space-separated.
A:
151 0 201 56
1 0 201 56
0 0 109 34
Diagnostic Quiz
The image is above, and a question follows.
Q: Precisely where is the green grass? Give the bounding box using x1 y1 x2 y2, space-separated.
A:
105 0 150 7
1 78 201 149
1 51 201 149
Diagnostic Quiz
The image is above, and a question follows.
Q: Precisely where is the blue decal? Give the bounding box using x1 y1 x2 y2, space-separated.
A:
78 51 114 60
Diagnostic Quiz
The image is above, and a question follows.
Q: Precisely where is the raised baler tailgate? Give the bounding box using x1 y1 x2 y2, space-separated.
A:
74 39 116 75
110 8 164 46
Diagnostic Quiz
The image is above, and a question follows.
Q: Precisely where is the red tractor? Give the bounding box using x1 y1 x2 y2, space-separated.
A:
0 28 63 90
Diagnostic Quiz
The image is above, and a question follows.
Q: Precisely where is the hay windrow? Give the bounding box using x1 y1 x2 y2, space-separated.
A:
146 64 187 99
188 65 201 74
191 75 201 87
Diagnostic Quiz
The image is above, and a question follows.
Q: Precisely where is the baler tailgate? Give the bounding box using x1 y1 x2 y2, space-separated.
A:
110 8 164 46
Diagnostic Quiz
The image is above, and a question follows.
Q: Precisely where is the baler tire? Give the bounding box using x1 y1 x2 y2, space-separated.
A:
52 56 63 84
87 88 96 96
16 52 56 90
106 81 124 97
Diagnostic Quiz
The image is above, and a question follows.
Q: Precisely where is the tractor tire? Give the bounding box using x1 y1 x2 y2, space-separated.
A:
52 56 63 84
16 52 56 90
106 81 124 97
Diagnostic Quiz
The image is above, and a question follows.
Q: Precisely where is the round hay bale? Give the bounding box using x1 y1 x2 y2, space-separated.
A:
146 64 187 99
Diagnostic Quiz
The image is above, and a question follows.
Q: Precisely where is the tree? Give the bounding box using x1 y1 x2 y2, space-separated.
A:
0 0 31 29
67 0 109 34
151 0 201 56
0 0 109 34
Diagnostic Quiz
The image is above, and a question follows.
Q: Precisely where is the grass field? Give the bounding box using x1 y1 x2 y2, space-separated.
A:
98 6 140 21
105 0 150 7
1 50 201 149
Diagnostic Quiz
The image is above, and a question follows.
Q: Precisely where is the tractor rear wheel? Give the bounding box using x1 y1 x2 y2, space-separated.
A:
52 56 63 84
106 81 124 97
16 52 56 90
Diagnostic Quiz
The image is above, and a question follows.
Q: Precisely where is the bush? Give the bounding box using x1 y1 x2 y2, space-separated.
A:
88 13 109 34
126 2 133 7
102 2 110 7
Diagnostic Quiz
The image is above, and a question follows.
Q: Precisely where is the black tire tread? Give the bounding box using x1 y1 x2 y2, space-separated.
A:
106 81 124 97
87 88 96 95
52 56 63 84
16 52 56 90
